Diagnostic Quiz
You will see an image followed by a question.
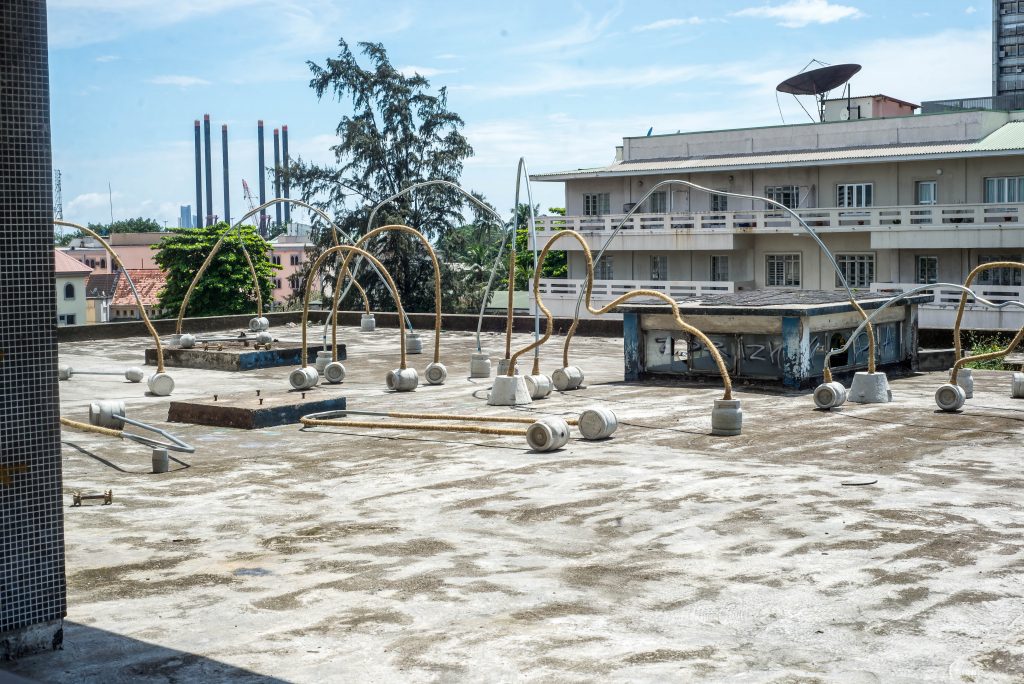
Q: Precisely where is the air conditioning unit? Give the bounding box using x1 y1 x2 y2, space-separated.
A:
1000 50 1008 57
623 202 637 212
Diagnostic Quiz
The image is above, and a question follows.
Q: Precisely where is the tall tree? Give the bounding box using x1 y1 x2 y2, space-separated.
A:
153 223 279 319
56 216 163 246
289 39 474 313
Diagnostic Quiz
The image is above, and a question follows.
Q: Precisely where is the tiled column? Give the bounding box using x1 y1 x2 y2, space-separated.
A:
1 0 68 658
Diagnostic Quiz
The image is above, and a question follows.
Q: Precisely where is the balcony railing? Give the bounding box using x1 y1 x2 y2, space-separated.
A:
870 282 1024 306
534 203 1024 235
536 278 734 300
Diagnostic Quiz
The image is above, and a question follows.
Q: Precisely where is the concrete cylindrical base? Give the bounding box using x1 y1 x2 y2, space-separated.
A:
425 362 448 385
324 362 346 384
526 417 570 452
847 372 891 404
289 366 320 390
496 358 519 376
525 374 553 399
152 448 169 474
552 366 584 391
179 333 197 349
249 316 270 332
935 383 967 412
386 368 419 392
1012 372 1024 399
124 367 145 383
314 350 333 373
956 368 974 399
711 399 743 436
168 334 181 346
360 313 376 332
58 364 73 381
813 381 848 410
578 407 618 440
255 331 273 346
406 333 423 355
488 374 532 406
470 353 492 378
89 400 126 429
147 372 175 396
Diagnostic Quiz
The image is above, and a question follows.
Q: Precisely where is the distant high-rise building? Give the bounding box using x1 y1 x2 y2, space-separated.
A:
994 1 1024 99
179 205 192 228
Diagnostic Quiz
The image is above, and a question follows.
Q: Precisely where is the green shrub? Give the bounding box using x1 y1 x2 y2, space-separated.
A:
963 332 1010 370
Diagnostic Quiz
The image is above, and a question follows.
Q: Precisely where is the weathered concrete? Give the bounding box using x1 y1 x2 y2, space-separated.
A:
6 325 1024 682
167 390 347 430
146 344 337 371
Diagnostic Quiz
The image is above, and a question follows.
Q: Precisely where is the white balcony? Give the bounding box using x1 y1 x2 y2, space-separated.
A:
870 282 1024 331
533 203 1024 243
532 278 735 319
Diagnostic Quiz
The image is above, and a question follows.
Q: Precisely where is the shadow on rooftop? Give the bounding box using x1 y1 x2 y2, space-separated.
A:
2 621 286 683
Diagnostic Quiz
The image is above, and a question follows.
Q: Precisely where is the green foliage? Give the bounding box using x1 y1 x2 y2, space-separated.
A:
56 216 163 246
153 222 279 319
289 38 475 314
962 332 1012 370
510 204 566 290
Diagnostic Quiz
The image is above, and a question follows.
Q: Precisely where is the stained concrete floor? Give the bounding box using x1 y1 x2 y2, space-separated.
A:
5 323 1024 683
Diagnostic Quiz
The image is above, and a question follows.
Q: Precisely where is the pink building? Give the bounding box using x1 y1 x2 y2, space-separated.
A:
269 234 313 306
61 232 164 273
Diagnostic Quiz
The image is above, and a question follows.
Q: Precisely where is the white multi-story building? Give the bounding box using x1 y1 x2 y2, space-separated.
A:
530 100 1024 331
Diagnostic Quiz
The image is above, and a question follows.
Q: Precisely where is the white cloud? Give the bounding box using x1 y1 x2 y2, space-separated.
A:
147 75 211 87
631 17 705 32
512 6 621 54
95 54 120 62
733 0 864 28
67 191 120 215
397 65 459 78
965 5 977 14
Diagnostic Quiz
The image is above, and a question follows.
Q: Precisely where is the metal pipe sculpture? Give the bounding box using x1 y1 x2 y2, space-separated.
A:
55 220 174 396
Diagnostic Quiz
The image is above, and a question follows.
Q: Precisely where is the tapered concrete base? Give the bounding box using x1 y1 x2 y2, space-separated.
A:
469 353 492 378
847 372 892 404
488 374 532 406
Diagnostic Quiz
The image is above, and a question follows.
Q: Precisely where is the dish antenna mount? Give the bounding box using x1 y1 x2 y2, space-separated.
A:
776 61 861 123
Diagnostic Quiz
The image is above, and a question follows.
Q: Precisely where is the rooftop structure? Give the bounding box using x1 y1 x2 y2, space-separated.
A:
111 269 166 321
5 325 1023 681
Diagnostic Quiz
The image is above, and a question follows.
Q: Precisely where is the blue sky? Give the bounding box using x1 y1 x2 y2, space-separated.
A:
48 0 991 229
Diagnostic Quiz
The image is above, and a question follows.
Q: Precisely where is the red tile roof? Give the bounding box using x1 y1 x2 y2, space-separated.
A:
54 250 93 276
113 269 166 307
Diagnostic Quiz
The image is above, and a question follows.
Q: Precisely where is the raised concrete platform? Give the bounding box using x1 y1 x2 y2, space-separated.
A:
167 389 347 429
145 343 342 371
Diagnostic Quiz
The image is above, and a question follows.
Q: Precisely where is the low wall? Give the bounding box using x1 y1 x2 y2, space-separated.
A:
56 311 624 342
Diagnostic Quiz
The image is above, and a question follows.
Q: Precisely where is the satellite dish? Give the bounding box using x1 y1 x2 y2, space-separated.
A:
776 62 861 122
776 64 861 95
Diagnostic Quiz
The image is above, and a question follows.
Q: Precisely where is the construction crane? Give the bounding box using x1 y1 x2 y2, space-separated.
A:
242 179 269 236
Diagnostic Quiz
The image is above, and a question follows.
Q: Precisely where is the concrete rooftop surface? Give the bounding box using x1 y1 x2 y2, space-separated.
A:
4 324 1024 683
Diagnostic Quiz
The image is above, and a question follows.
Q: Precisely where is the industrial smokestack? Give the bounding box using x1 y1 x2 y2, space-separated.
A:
222 124 230 226
257 120 266 235
193 120 202 230
273 128 282 228
203 114 213 225
282 124 290 226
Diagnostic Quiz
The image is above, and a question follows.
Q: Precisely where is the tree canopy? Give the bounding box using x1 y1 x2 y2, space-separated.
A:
289 39 475 313
56 216 163 246
153 222 279 319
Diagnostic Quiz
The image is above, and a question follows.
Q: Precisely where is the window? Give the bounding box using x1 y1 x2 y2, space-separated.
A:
765 185 801 209
583 193 610 216
916 256 938 284
272 254 282 266
710 192 728 212
65 314 76 326
647 191 667 214
273 278 283 290
290 254 301 266
837 183 873 207
835 253 875 288
711 255 730 282
650 255 668 281
984 176 1024 203
595 255 614 280
978 255 1023 285
766 254 801 287
63 283 75 299
916 181 937 205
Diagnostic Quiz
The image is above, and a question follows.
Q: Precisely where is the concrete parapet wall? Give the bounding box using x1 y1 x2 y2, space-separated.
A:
56 311 625 342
